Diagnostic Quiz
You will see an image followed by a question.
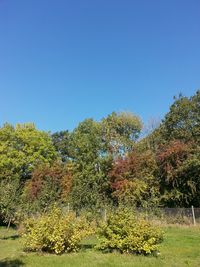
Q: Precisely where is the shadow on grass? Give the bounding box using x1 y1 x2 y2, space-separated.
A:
0 259 24 267
80 243 96 251
0 235 20 241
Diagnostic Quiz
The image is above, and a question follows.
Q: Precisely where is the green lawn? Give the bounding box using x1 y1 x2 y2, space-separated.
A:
0 225 200 267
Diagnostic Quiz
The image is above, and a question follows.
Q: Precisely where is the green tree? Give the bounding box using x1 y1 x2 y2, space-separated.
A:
52 130 71 162
0 123 57 181
69 112 142 210
0 176 21 227
69 119 112 210
102 112 142 156
160 90 200 143
157 140 200 207
0 123 58 223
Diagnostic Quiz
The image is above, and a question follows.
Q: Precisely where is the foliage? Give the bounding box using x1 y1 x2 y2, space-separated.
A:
23 161 73 212
0 90 200 214
0 123 58 223
157 140 200 206
0 177 21 226
109 150 160 207
96 209 163 255
159 90 200 143
70 112 142 210
102 111 142 156
111 179 149 207
69 119 112 210
0 123 57 181
22 207 93 254
52 131 71 162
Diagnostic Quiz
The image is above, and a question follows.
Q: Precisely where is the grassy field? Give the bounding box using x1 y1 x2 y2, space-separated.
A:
0 225 200 267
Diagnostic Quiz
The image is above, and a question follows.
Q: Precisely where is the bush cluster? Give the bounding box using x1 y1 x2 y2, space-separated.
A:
96 209 163 255
22 207 163 256
22 207 93 254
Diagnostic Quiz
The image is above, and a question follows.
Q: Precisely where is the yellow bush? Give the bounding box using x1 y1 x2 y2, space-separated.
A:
22 207 93 254
96 209 163 255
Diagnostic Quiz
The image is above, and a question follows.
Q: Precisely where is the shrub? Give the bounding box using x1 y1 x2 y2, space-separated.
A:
96 209 163 255
22 207 93 254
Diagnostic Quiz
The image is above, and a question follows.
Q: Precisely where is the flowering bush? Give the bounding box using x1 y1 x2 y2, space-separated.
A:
22 207 94 254
96 209 163 255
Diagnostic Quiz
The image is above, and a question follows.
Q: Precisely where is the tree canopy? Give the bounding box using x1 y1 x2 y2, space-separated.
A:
0 91 200 225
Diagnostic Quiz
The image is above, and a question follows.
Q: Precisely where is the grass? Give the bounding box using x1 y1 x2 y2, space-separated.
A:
0 225 200 267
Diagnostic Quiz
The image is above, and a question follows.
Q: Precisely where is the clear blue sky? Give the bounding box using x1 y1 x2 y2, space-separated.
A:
0 0 199 132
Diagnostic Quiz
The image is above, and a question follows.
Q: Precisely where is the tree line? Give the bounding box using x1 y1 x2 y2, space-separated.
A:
0 90 199 224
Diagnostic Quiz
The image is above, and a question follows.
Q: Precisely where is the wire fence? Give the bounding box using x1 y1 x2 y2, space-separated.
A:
64 205 200 225
135 207 200 225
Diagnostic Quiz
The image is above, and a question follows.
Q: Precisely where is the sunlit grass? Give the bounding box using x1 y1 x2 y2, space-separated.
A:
0 225 200 267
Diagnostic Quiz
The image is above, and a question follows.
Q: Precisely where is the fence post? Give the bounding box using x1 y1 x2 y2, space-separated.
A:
191 206 196 226
67 203 70 213
104 208 107 222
